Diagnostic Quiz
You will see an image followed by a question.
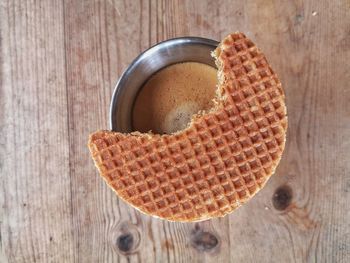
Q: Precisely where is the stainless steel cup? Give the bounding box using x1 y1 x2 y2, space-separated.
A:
109 37 219 132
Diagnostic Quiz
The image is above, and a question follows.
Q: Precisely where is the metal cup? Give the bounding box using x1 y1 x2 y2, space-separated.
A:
109 37 219 132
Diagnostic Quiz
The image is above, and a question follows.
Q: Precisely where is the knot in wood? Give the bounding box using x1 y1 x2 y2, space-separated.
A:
113 222 141 255
191 229 219 252
273 185 293 211
116 233 134 253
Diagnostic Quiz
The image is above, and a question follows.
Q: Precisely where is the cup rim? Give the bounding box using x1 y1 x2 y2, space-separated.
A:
109 36 219 130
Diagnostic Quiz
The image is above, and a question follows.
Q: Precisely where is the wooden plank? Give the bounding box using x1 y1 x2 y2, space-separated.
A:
220 0 350 262
238 1 350 262
63 1 139 262
0 0 73 262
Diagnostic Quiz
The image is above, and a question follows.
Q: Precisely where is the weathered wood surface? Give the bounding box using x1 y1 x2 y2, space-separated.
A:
1 0 349 262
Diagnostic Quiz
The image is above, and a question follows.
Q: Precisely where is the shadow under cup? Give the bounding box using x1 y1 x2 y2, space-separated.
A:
109 37 219 133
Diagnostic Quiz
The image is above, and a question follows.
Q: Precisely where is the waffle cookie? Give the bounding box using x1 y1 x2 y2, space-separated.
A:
89 32 287 222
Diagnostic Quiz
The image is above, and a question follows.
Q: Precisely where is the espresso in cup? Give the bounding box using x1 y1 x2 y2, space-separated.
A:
132 62 217 134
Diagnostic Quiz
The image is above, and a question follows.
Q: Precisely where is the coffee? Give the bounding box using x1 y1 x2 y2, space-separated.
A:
132 62 217 134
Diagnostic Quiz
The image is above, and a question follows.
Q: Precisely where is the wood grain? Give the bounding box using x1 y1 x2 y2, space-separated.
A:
0 0 73 262
1 0 349 262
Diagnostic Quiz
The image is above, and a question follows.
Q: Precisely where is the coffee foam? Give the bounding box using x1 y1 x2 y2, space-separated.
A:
132 62 217 134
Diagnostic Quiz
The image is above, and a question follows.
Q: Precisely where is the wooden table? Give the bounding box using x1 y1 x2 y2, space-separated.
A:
1 0 349 262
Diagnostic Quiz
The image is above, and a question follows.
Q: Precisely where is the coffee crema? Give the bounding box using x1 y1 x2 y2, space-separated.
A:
132 62 217 134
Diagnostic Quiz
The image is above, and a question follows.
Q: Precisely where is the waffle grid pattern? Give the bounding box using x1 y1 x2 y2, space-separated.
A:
89 32 287 222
